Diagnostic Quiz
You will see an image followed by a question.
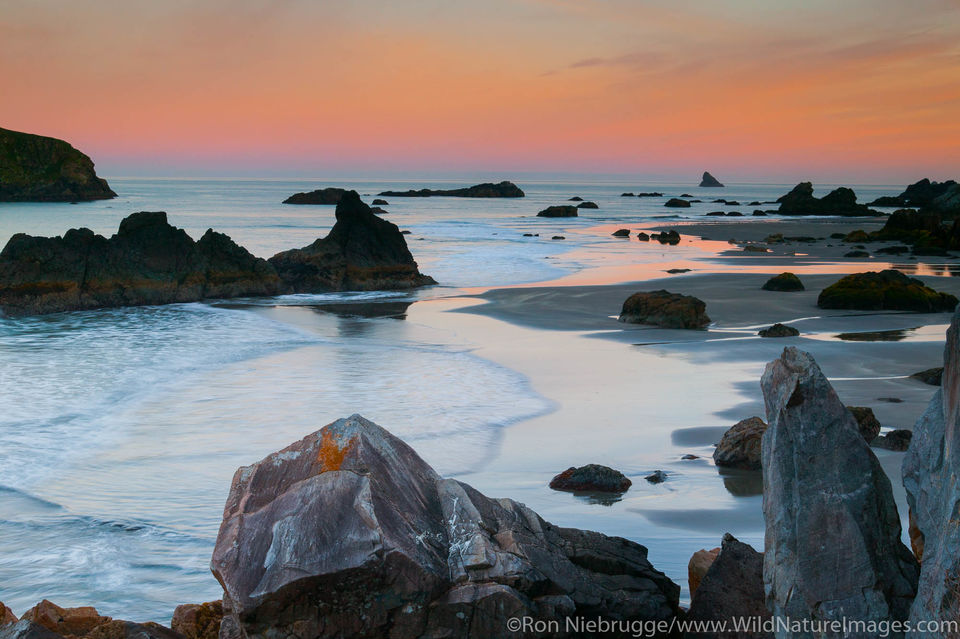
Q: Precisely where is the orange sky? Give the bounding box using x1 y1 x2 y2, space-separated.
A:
2 0 959 182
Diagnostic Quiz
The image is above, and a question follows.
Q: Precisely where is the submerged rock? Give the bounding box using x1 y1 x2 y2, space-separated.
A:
619 290 710 329
211 415 679 638
685 534 770 638
758 323 799 338
577 201 598 209
817 270 958 312
282 187 346 205
0 127 116 202
761 347 918 633
536 205 578 217
645 470 667 484
549 464 632 493
713 417 767 470
378 181 524 198
699 171 724 188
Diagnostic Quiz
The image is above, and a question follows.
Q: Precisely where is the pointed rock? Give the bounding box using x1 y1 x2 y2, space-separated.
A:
699 172 724 188
761 347 918 634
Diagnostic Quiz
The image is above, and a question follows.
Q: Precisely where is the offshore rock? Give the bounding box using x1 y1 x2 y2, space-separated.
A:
282 187 347 205
378 181 524 198
211 415 679 638
699 171 724 188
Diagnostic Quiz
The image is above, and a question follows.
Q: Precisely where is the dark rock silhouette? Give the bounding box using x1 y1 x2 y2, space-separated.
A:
619 290 710 329
762 272 804 292
759 323 799 338
817 270 958 312
211 415 679 639
282 187 346 205
536 205 578 217
0 127 116 202
699 172 724 187
664 198 691 208
378 181 524 198
776 182 877 216
549 464 632 493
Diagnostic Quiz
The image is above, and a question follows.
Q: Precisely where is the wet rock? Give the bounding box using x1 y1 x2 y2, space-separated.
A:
577 201 598 209
910 367 943 386
0 605 16 627
282 187 346 205
874 429 912 451
170 601 222 639
211 415 679 639
817 270 958 312
611 229 631 237
684 534 770 638
699 172 724 188
848 406 882 442
636 232 650 241
551 235 565 240
85 620 183 639
713 417 767 470
758 323 799 338
619 290 710 329
21 600 109 637
0 621 61 639
550 464 632 493
665 268 691 274
761 272 804 291
776 182 877 216
687 547 720 596
0 127 116 202
645 470 667 484
761 347 918 631
536 205 578 218
378 181 524 198
664 198 691 208
657 230 681 245
268 191 436 294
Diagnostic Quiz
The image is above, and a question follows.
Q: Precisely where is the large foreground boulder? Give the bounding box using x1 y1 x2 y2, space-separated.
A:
0 127 116 202
776 182 876 216
817 270 958 312
713 417 767 470
903 307 960 634
282 187 346 205
619 290 710 329
211 415 678 638
761 348 918 635
684 534 770 638
378 181 524 198
269 191 435 292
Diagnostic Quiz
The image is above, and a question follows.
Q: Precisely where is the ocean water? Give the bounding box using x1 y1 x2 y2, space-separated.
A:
0 178 905 620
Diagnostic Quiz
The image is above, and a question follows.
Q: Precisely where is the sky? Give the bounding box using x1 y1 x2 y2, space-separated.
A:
2 0 959 183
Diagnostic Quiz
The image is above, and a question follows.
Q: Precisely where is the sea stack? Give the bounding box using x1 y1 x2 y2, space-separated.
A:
0 127 116 202
699 172 724 188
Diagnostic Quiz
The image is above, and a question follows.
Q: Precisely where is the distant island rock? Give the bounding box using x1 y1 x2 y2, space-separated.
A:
776 182 877 216
378 180 524 198
0 127 116 202
0 191 434 316
282 187 347 205
699 172 724 187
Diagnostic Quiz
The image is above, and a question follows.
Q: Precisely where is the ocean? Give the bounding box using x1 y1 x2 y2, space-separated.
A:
0 178 905 620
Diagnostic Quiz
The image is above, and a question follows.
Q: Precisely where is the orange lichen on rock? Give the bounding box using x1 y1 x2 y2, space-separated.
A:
316 430 354 472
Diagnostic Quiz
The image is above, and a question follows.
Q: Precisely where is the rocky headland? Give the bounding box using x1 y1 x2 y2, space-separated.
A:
0 191 434 316
0 127 116 202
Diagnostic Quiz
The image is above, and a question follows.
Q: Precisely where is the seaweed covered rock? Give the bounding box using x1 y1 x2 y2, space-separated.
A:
618 290 710 329
536 205 578 218
0 127 116 202
268 191 435 293
761 348 918 631
211 415 679 639
282 187 347 205
817 270 957 312
378 181 524 198
549 464 632 493
713 417 767 470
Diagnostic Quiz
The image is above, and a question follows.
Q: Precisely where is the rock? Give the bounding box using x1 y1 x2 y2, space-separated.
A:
664 198 691 208
577 201 598 209
568 196 583 201
758 323 799 338
685 534 771 638
636 192 663 197
665 268 691 274
549 464 632 493
844 250 871 258
170 602 222 639
776 182 877 216
687 548 720 596
371 198 388 205
21 600 109 637
874 178 960 214
551 235 565 240
636 232 650 241
645 470 667 484
699 172 724 188
874 429 912 451
282 187 346 205
681 454 699 460
621 192 635 197
848 406 882 442
742 246 768 253
211 415 679 638
753 210 767 216
762 272 804 291
870 195 908 207
761 347 918 631
378 181 524 198
84 620 183 639
0 621 61 639
727 211 743 216
0 605 16 627
713 417 767 470
706 211 725 216
268 191 436 294
910 367 943 386
618 290 710 329
611 229 631 237
536 205 578 218
876 245 911 255
0 127 116 202
817 270 958 312
656 230 681 245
